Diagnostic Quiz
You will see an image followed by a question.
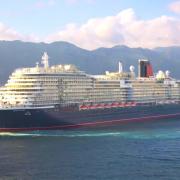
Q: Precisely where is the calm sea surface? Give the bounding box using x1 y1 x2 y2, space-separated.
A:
0 118 180 180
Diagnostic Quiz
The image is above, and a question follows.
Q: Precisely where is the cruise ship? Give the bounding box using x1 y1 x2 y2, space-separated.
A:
0 52 180 132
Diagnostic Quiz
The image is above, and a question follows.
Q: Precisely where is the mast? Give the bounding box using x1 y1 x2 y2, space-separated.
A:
118 62 123 73
41 52 49 68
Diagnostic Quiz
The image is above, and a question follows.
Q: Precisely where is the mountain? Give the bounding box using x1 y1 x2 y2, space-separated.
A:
0 40 180 84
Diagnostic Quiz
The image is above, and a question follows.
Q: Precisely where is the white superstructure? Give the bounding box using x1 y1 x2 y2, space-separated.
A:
0 52 180 109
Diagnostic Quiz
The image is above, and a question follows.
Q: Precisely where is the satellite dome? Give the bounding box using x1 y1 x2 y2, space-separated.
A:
156 70 165 80
165 70 170 78
130 65 135 72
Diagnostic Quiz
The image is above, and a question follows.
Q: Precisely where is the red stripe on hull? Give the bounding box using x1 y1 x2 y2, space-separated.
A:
0 112 180 132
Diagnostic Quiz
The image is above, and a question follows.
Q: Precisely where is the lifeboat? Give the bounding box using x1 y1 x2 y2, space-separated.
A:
80 105 88 110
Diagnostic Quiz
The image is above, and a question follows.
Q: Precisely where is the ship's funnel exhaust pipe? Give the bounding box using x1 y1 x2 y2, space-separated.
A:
138 59 153 78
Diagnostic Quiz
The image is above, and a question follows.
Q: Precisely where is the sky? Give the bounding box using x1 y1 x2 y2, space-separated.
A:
0 0 180 49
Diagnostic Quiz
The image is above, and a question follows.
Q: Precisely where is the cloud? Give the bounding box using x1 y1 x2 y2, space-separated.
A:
0 22 39 42
65 0 95 5
34 0 56 9
45 8 180 49
0 8 180 50
66 0 78 4
169 1 180 14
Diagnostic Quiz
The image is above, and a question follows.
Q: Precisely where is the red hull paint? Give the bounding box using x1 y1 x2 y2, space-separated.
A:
0 112 180 132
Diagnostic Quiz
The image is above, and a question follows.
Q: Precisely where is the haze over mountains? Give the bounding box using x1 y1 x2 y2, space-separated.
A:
0 40 180 84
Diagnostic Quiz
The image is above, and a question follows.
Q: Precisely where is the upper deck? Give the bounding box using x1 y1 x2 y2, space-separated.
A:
12 52 82 76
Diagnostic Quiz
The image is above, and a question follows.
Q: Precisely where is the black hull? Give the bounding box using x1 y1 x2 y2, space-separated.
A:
0 104 180 132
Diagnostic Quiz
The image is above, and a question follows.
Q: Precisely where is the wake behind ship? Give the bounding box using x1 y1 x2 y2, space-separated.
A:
0 52 180 132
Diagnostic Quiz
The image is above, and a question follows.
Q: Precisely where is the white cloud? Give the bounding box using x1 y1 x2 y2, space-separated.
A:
169 1 180 14
65 0 95 4
45 8 180 49
66 0 78 4
0 22 39 42
34 0 56 9
1 8 180 50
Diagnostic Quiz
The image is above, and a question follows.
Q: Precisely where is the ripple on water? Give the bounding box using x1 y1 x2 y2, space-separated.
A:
0 117 180 139
0 128 180 140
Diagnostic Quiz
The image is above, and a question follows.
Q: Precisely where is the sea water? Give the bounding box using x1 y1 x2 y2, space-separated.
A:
0 118 180 180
